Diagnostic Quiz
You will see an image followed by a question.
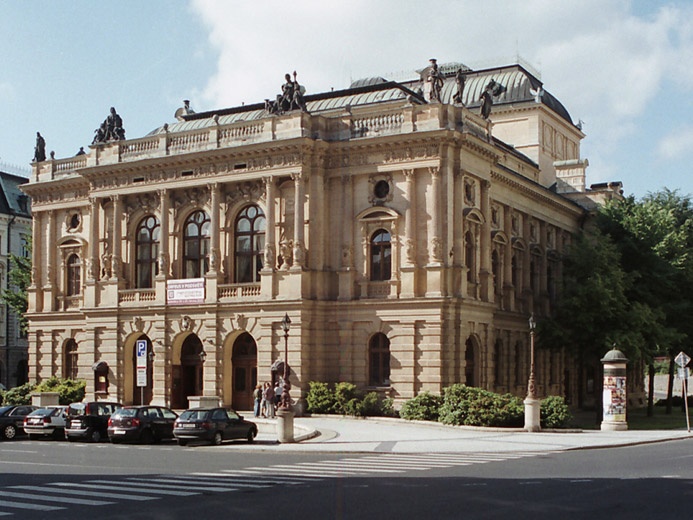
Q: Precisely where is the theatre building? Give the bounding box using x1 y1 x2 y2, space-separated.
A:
22 60 622 410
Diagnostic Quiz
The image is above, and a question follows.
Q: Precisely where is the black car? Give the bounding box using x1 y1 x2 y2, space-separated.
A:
107 405 178 444
0 405 38 440
173 407 257 446
64 401 121 442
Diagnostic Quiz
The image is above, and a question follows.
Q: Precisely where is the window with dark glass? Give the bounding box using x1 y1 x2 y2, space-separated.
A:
235 205 265 283
136 216 160 288
183 210 210 278
370 229 391 281
369 333 391 386
64 340 78 379
66 254 81 296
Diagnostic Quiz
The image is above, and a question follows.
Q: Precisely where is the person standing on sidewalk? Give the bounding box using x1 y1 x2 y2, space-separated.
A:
263 382 275 418
253 384 263 418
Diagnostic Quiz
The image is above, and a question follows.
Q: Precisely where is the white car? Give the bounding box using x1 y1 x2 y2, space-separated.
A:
24 406 68 440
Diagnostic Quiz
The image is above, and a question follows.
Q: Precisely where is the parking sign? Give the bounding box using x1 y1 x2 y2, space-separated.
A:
136 340 148 369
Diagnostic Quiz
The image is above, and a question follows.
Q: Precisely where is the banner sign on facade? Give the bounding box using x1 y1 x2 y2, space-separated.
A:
167 278 205 305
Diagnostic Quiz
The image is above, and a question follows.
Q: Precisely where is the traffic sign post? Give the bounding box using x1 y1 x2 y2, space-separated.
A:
136 339 149 405
674 351 691 432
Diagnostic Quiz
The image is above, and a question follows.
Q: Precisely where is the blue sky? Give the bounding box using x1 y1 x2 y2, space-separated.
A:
2 0 693 199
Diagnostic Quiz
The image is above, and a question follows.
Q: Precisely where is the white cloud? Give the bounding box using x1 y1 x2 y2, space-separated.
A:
657 126 693 160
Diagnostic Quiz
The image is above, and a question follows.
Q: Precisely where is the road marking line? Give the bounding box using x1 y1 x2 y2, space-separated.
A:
82 480 218 494
0 500 63 511
139 476 271 488
0 491 113 506
214 470 320 482
47 483 165 499
12 485 158 501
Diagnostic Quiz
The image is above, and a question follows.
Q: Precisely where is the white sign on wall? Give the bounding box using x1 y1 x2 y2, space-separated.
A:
166 278 205 305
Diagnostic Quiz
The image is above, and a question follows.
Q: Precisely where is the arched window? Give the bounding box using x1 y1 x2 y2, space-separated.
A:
235 205 266 283
66 254 81 296
64 339 78 379
183 210 210 279
136 216 160 288
370 230 391 281
369 333 391 386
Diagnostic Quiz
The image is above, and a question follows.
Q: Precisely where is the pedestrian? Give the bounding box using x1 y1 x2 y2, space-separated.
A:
260 382 269 418
263 382 275 418
274 379 283 411
253 384 263 418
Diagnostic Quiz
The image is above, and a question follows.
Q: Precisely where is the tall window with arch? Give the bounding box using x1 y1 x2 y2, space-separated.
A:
64 339 78 379
369 333 391 386
66 254 81 296
183 210 210 278
136 216 160 288
370 229 391 281
235 205 266 283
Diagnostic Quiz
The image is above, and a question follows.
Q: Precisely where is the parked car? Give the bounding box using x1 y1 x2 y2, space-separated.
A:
173 407 257 446
108 405 178 444
0 405 38 440
64 401 121 442
24 405 68 440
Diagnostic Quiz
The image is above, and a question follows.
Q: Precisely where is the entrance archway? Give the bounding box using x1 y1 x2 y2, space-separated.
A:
231 333 257 411
171 334 204 409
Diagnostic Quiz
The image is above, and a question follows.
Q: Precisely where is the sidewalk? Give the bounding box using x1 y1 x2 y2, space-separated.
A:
248 416 692 454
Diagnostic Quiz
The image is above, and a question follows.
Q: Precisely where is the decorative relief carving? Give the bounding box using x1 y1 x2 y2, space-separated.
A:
225 181 263 205
431 237 443 263
125 192 159 215
173 186 210 209
279 239 293 270
264 243 276 269
341 245 353 268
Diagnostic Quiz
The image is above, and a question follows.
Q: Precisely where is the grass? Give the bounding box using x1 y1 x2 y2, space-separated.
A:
569 405 691 430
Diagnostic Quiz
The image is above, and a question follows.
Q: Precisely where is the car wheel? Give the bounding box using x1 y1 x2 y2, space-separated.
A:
212 431 223 446
246 429 256 443
177 439 188 446
3 424 17 440
140 429 154 445
90 429 102 443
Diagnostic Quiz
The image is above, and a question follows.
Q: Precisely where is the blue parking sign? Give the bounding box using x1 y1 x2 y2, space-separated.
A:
136 340 147 368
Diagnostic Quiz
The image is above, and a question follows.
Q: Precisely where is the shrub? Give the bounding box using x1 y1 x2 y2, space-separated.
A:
438 384 524 427
540 396 572 428
305 381 336 414
35 377 86 405
0 388 5 405
333 382 358 414
2 382 36 405
380 397 398 417
358 392 381 417
400 391 442 421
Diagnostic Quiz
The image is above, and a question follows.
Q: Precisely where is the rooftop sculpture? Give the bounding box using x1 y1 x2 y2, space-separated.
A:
265 71 307 115
92 107 126 144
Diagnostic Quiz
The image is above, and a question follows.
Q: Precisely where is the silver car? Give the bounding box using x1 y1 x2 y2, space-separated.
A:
24 406 68 440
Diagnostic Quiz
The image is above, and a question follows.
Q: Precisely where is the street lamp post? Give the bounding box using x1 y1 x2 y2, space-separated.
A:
280 313 292 410
524 313 541 432
276 313 295 443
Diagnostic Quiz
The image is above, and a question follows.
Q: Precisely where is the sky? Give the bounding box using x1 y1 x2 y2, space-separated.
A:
1 0 693 199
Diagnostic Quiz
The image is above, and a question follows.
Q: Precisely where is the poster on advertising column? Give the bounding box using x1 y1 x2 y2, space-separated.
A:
603 375 626 422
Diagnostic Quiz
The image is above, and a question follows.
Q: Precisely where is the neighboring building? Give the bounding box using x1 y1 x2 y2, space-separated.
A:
0 166 32 389
22 60 630 410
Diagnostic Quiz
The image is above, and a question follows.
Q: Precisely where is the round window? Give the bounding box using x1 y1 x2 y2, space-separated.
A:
374 180 390 199
69 214 81 230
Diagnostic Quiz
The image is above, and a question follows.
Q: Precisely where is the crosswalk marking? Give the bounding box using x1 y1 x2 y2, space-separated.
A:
0 491 113 506
0 500 63 512
0 451 552 517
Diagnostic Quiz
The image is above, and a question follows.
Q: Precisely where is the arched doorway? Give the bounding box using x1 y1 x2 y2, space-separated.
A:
171 334 204 409
464 337 478 387
231 333 257 411
132 335 153 405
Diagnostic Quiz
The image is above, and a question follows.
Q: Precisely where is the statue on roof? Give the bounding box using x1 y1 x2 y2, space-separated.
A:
426 58 444 103
175 99 196 121
265 71 307 115
479 79 506 120
92 107 126 144
452 68 466 105
33 132 46 163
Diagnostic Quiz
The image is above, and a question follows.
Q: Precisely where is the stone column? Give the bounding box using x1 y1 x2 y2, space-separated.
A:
261 176 276 299
503 207 514 311
43 211 55 312
338 174 354 300
88 197 100 281
208 182 221 275
111 195 122 281
479 180 491 302
522 215 532 313
426 167 442 297
291 172 305 270
157 189 170 279
401 169 416 298
28 212 42 313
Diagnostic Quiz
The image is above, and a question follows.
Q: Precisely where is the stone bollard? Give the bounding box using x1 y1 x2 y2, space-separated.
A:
276 408 295 443
601 348 629 431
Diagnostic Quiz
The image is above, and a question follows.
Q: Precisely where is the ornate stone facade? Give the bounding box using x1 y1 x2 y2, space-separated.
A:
22 61 623 410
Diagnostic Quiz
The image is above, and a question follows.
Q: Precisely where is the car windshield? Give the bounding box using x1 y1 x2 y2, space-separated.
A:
28 409 52 417
113 408 137 418
179 410 209 421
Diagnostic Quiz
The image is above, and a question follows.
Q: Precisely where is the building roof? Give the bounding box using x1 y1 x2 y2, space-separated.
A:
0 171 30 217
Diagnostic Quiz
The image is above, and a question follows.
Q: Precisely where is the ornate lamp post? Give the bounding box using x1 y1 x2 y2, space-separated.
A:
276 313 295 443
280 313 292 410
524 313 541 432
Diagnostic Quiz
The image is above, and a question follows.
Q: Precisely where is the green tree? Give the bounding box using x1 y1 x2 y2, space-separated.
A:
1 235 31 335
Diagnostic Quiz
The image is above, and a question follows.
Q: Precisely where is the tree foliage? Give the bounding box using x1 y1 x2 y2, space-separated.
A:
1 235 31 335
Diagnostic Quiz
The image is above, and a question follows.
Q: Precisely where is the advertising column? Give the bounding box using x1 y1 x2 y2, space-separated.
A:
601 348 628 431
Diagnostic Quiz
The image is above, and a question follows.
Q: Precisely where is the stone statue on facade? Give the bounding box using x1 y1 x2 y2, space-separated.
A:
265 71 307 114
479 79 506 120
452 68 466 105
92 107 126 144
33 132 46 162
426 59 444 103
